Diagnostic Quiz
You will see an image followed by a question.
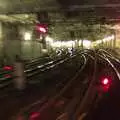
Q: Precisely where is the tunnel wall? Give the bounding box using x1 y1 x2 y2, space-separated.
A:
115 30 120 48
0 22 45 65
21 40 42 60
116 40 120 48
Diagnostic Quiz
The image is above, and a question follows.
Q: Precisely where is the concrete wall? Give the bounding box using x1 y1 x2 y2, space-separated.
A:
115 30 120 48
0 22 46 65
116 40 120 48
21 40 42 60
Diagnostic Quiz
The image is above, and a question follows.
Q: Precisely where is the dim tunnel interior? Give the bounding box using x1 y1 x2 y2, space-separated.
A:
0 0 119 120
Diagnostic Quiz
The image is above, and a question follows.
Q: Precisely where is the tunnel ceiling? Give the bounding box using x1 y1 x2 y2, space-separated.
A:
0 0 120 18
0 0 59 13
0 0 120 24
0 0 119 40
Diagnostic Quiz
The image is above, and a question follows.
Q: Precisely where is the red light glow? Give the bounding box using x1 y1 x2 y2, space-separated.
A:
36 24 47 34
39 27 47 33
5 74 12 78
102 78 109 85
3 66 13 70
30 112 40 120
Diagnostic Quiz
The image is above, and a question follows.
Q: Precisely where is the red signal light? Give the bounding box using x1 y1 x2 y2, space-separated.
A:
3 66 13 71
36 24 48 34
39 27 47 33
101 77 111 86
30 112 40 120
4 74 12 78
102 78 109 85
98 77 112 93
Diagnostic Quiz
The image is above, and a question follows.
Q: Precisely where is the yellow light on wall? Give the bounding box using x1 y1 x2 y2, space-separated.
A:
24 32 31 40
83 40 91 48
45 36 53 44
